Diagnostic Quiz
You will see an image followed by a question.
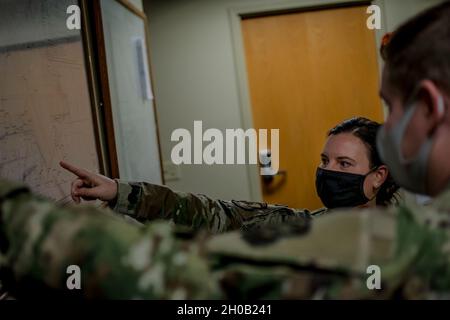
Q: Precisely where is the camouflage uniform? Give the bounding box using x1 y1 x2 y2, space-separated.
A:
111 180 324 233
1 178 449 299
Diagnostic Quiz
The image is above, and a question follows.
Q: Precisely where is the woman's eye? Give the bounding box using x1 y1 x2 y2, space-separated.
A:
321 159 329 166
340 161 351 168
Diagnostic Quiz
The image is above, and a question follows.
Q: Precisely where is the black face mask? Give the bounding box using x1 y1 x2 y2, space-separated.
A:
315 167 374 209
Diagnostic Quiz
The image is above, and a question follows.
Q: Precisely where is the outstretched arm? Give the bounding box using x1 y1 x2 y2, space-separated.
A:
60 161 311 234
111 180 311 233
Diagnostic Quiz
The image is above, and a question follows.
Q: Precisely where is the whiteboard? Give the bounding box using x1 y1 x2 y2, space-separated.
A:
100 0 163 183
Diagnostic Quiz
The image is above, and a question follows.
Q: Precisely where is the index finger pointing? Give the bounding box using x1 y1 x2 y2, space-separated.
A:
60 160 91 179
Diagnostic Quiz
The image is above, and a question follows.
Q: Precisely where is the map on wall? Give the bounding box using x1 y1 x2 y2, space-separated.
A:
0 39 100 203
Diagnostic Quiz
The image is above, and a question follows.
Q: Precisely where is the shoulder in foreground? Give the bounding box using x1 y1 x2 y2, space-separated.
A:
309 207 328 218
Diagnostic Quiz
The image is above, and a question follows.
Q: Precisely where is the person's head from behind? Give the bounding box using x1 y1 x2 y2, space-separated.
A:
378 1 450 196
316 117 399 209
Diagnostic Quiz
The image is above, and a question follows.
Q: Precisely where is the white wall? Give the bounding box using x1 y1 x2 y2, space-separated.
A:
144 0 444 201
145 0 257 200
382 0 443 31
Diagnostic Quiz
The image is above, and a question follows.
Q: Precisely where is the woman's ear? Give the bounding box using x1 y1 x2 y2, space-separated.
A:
373 165 389 189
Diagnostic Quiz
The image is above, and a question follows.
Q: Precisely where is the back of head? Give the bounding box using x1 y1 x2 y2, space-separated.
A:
381 1 450 102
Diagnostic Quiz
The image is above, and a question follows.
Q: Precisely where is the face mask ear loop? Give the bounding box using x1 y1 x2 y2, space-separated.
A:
394 104 419 165
397 88 445 164
362 166 382 203
392 85 424 164
437 94 447 118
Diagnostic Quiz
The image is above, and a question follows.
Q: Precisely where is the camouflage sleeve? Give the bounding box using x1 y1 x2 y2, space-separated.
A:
111 180 311 234
0 180 220 299
208 202 450 299
1 179 450 299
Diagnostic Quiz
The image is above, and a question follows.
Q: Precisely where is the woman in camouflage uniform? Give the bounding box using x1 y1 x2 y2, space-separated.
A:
60 118 399 234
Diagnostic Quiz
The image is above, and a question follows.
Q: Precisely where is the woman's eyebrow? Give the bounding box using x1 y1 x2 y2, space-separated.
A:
336 156 356 163
320 153 328 159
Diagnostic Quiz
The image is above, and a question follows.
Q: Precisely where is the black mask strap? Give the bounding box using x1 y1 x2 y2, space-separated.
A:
364 166 381 203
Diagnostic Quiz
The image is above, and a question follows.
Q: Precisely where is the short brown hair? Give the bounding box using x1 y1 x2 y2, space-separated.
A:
382 1 450 102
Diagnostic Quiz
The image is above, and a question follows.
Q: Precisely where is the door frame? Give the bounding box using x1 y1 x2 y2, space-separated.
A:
80 0 165 182
227 0 387 202
79 0 117 177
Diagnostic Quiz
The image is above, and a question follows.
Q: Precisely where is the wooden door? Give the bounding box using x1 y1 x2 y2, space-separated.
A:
241 5 383 209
